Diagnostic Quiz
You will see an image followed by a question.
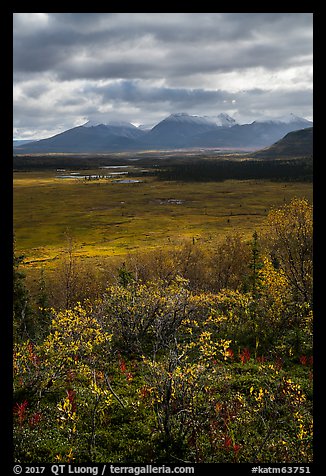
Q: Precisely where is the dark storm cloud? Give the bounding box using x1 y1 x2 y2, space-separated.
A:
81 80 312 117
13 13 313 138
14 13 313 80
83 80 232 106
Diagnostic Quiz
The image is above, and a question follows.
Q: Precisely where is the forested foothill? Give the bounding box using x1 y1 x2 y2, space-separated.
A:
155 157 312 182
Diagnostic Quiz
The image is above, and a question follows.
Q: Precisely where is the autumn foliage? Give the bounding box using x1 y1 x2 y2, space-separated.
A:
13 198 313 463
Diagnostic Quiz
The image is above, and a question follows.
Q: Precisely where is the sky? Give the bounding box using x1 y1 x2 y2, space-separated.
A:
13 13 313 140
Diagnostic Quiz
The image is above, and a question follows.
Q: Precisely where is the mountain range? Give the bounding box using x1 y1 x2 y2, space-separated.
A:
13 112 312 154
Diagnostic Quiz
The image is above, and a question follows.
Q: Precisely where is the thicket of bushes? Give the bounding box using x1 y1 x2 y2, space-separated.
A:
13 198 313 463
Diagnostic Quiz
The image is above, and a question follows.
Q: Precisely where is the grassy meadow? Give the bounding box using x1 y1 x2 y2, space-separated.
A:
14 167 312 270
13 160 314 464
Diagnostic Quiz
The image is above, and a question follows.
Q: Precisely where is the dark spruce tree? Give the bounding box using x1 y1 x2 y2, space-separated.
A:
13 247 33 342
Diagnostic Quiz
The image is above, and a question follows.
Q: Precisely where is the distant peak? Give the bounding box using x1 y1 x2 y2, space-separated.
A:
277 113 312 124
170 112 189 117
166 112 237 127
254 113 312 125
208 113 237 127
165 113 216 125
83 119 136 128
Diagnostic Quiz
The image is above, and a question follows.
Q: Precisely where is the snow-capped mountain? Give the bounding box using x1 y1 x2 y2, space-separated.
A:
204 113 237 127
137 123 156 131
83 119 137 128
254 113 312 125
81 120 145 142
158 112 237 128
13 112 312 153
162 112 216 125
13 121 145 153
140 113 220 148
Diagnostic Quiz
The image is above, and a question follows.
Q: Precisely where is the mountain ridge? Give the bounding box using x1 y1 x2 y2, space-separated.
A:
251 127 313 159
13 112 312 154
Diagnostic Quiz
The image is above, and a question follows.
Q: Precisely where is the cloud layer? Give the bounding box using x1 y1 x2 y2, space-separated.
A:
13 13 313 139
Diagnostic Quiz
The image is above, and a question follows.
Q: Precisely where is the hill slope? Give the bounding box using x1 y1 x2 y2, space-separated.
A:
252 127 313 159
13 122 145 153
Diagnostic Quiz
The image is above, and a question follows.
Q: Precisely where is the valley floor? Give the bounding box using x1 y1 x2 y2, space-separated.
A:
13 169 313 269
